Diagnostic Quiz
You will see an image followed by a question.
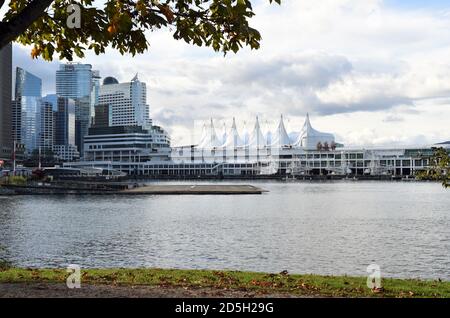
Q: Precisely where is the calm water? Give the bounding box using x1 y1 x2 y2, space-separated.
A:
0 181 449 280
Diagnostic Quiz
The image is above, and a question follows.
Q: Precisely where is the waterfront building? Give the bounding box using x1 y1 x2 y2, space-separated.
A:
65 113 448 178
56 63 98 155
170 115 443 177
293 113 335 149
52 144 79 162
83 125 171 163
0 43 12 160
97 74 152 128
12 67 43 154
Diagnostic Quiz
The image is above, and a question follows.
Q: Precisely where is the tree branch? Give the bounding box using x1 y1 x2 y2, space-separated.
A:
0 0 54 50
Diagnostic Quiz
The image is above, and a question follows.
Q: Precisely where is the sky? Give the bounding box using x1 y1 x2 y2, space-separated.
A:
5 0 450 147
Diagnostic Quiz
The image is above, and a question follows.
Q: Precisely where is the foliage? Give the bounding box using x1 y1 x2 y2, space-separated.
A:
316 142 322 151
6 175 27 185
0 268 449 297
0 0 281 61
416 147 450 188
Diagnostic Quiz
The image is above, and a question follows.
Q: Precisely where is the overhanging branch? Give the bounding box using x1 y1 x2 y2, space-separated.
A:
0 0 54 50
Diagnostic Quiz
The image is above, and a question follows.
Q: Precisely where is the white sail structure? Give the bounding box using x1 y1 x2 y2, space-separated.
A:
265 132 272 146
197 122 207 147
248 116 266 149
198 118 222 149
294 113 335 149
242 121 250 146
223 117 244 148
221 122 227 145
270 115 291 147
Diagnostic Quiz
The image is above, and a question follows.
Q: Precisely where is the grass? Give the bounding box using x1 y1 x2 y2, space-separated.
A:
0 268 449 297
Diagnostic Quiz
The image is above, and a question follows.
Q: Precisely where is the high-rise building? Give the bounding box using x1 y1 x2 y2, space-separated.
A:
90 70 101 120
0 43 12 160
56 63 98 155
12 67 43 154
92 104 112 128
74 96 91 153
52 97 78 161
54 97 76 147
56 63 94 99
38 101 54 150
97 74 152 129
42 94 58 111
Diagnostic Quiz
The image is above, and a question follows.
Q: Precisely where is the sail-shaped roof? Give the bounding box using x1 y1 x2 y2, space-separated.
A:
242 121 250 146
197 118 222 149
197 122 207 147
294 113 335 149
248 116 266 149
221 122 227 145
270 115 291 146
223 118 244 148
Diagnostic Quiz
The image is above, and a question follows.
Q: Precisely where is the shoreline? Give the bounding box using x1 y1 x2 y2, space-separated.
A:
0 268 448 298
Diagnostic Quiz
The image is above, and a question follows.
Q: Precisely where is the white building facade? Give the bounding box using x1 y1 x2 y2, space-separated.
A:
98 75 152 128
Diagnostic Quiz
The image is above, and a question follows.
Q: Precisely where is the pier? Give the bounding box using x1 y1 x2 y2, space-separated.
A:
0 183 266 195
123 184 265 195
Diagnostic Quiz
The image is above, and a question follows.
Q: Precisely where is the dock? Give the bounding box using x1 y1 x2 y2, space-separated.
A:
0 183 266 195
122 184 265 195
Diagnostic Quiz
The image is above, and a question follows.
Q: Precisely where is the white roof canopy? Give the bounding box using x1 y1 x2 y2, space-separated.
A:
248 116 266 148
197 118 222 148
271 115 291 146
294 113 335 149
223 117 244 148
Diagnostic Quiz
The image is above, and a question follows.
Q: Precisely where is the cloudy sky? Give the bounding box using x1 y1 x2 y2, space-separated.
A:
7 0 450 147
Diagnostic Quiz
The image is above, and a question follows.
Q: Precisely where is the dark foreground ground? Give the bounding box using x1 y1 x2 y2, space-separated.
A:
0 282 302 298
0 268 448 298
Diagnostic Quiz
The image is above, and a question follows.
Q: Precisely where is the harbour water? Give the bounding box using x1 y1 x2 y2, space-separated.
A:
0 181 448 280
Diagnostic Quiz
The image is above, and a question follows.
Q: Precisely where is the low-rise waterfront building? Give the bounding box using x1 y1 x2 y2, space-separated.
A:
83 125 171 163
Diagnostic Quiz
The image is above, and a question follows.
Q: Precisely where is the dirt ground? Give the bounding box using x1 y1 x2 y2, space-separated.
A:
0 282 306 298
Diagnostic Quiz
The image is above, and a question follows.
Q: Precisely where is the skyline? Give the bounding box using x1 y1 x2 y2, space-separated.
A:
6 0 450 147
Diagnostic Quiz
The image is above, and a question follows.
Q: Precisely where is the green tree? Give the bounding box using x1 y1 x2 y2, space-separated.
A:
0 0 281 61
417 147 450 188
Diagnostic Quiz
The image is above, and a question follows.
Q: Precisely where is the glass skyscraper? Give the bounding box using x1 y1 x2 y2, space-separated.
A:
56 63 98 155
0 43 12 160
55 97 76 147
12 67 43 154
